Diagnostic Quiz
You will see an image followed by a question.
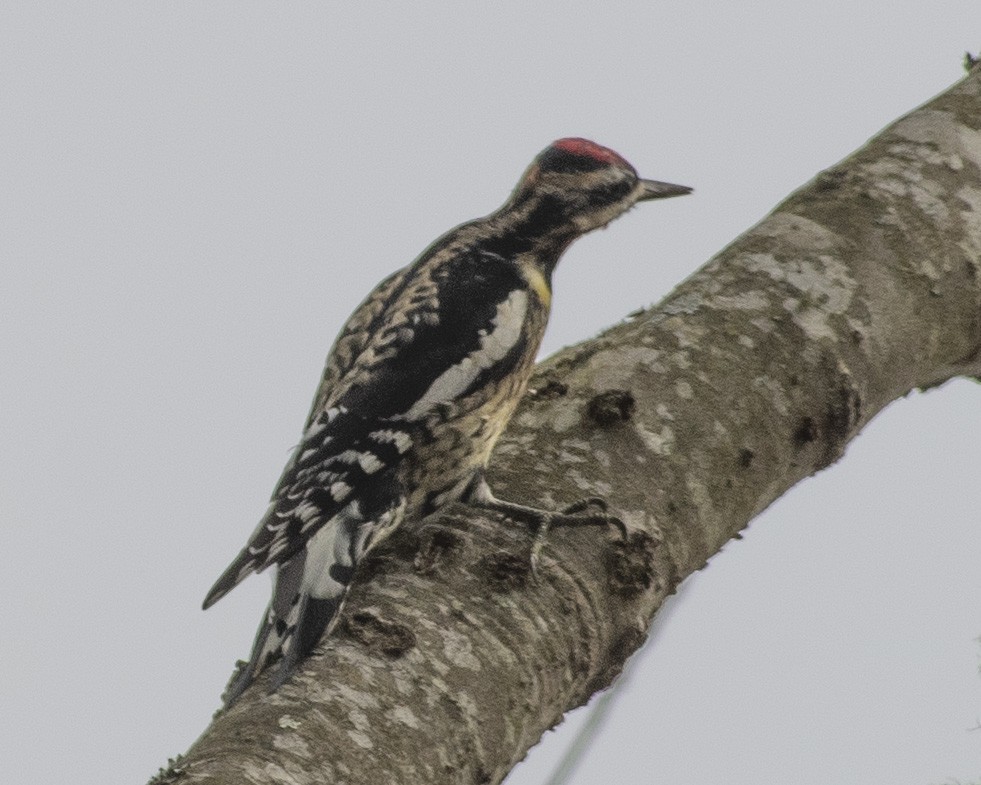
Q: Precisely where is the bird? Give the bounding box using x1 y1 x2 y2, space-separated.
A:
203 138 691 706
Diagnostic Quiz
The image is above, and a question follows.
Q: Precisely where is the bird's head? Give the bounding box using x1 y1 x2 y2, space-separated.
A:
508 138 691 237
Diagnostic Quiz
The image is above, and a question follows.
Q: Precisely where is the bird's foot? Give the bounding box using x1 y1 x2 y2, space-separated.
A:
466 479 626 574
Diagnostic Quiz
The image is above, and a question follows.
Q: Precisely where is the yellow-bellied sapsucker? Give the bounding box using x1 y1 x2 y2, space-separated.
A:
203 138 690 705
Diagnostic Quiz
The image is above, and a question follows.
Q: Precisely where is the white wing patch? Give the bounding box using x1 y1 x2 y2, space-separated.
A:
356 452 384 474
404 289 528 421
369 429 413 454
335 449 385 474
330 481 352 501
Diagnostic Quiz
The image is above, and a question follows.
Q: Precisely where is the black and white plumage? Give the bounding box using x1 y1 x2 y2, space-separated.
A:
203 138 691 705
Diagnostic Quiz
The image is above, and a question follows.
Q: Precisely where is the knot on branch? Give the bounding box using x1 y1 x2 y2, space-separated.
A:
344 611 416 658
587 389 636 426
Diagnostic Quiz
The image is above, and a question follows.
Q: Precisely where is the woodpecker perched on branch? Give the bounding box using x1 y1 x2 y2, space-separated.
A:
204 138 691 705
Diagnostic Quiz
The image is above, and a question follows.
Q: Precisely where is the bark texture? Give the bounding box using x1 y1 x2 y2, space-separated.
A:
157 67 981 784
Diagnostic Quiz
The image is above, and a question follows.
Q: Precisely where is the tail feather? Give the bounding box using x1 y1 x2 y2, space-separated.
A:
222 555 304 706
223 593 348 706
268 595 343 692
221 534 354 707
222 604 280 706
217 505 399 706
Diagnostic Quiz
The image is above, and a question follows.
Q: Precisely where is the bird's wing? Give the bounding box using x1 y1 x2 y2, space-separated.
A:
203 248 537 608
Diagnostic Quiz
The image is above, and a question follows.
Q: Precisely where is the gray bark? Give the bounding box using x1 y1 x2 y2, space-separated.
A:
154 66 981 785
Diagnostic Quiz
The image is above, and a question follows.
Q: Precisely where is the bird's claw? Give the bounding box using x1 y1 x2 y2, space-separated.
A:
528 517 551 577
560 496 608 515
527 500 627 576
550 500 628 541
466 481 626 574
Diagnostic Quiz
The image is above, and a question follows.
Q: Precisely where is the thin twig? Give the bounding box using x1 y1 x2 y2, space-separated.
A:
541 594 683 785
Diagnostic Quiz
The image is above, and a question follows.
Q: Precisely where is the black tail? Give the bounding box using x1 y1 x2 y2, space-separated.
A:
221 555 347 707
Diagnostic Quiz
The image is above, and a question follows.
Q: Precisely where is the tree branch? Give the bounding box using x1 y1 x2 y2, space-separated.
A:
160 66 981 784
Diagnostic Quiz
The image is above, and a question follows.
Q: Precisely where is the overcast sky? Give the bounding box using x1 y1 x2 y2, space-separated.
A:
2 4 979 784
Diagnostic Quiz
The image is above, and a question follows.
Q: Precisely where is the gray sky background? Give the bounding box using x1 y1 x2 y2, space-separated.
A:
2 4 979 784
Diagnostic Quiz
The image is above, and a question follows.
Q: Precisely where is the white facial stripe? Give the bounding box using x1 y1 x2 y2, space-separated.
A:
404 289 528 420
